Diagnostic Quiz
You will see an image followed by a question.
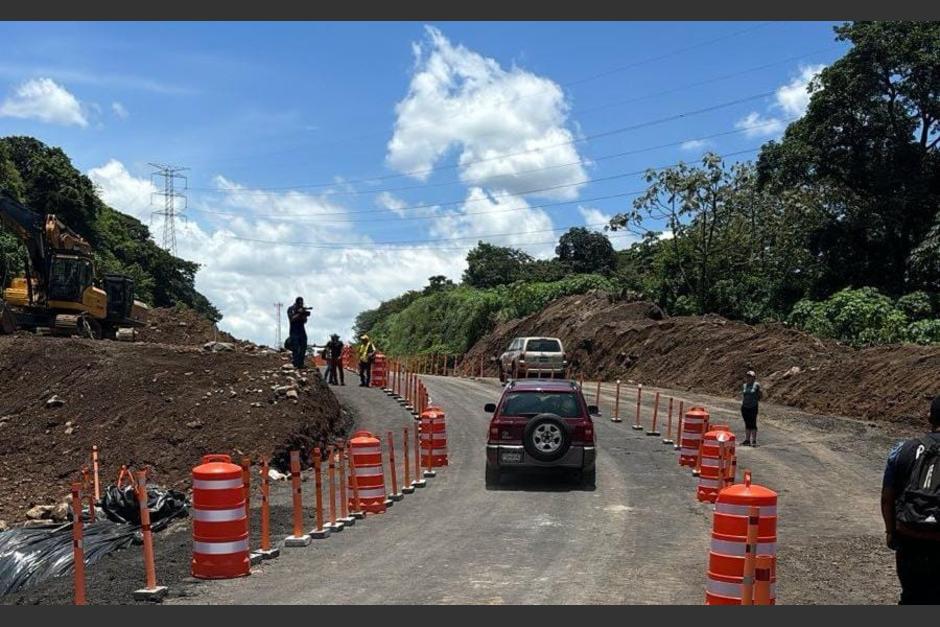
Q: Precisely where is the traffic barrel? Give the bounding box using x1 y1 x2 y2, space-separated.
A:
191 454 250 579
679 406 710 468
349 431 388 514
705 471 777 605
371 353 387 389
420 406 448 467
697 426 735 503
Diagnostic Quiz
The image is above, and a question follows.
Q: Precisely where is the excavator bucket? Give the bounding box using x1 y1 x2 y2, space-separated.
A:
0 299 17 334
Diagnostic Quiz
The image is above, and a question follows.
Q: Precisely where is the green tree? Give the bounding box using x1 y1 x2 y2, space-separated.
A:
462 242 533 288
555 227 617 275
757 21 940 295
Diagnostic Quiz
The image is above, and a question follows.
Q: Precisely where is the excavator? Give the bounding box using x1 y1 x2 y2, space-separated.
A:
0 191 148 339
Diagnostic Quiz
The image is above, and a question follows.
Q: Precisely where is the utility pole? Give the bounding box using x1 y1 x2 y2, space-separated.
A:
274 302 283 348
149 163 189 254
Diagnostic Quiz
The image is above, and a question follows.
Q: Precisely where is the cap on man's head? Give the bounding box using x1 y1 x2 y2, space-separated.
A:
331 333 339 339
295 296 304 304
931 395 940 426
746 370 756 377
361 334 369 340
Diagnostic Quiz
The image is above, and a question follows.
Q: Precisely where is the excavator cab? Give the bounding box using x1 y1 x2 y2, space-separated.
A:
48 254 94 302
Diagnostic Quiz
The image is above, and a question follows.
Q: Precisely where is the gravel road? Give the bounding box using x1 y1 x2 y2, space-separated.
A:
168 372 904 605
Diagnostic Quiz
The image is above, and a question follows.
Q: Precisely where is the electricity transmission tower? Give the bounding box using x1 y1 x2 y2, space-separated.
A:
149 163 189 254
274 302 283 348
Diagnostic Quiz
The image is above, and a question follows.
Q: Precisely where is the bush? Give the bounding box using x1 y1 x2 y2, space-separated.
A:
788 287 940 347
906 319 940 345
363 274 616 355
897 291 936 321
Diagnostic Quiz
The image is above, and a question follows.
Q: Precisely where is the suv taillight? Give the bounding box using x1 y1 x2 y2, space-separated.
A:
573 419 594 443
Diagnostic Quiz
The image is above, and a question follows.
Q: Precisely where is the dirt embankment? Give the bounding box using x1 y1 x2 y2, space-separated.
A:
0 335 348 523
459 290 940 424
135 307 242 347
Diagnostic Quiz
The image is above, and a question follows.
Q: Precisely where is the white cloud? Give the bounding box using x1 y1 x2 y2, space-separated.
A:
776 64 825 118
387 26 588 200
376 191 408 217
735 64 825 140
735 112 786 138
87 160 156 221
91 160 468 346
680 139 709 151
0 78 88 127
429 187 556 258
111 101 129 119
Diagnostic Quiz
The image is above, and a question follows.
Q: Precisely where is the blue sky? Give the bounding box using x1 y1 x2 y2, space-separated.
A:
0 21 850 344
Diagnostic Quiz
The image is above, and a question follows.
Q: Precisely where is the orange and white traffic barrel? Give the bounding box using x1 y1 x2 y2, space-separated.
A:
419 406 448 467
705 471 777 605
696 427 735 503
191 454 250 579
348 431 387 514
679 406 710 468
372 353 387 389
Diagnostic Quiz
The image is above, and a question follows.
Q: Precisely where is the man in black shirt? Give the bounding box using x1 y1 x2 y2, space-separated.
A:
882 395 940 604
286 297 310 369
326 333 345 386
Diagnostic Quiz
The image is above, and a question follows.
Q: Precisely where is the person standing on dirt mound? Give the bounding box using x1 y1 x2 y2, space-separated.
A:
326 333 345 386
286 297 310 370
357 334 376 387
740 370 762 446
882 396 940 604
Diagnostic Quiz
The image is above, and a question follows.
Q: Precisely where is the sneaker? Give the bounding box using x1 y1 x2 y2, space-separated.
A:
741 441 751 447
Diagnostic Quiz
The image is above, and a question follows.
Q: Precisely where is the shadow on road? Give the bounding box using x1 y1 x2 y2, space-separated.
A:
486 468 595 493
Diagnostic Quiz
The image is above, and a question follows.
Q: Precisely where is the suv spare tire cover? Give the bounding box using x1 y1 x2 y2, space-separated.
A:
523 413 572 462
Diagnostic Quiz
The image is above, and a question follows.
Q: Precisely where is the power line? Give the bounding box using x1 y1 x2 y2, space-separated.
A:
185 147 763 222
222 231 641 253
149 163 189 253
189 90 774 193
559 23 773 89
224 221 647 250
186 122 782 223
196 22 779 169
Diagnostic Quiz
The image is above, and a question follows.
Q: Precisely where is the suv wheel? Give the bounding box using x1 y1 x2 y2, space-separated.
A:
485 463 500 488
523 414 571 462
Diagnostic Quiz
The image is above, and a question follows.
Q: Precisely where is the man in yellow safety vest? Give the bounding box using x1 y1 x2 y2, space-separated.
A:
357 334 377 387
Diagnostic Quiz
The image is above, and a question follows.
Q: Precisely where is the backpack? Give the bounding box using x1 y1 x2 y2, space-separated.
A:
896 437 940 530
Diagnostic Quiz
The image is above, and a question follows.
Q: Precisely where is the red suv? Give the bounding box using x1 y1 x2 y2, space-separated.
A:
484 379 597 489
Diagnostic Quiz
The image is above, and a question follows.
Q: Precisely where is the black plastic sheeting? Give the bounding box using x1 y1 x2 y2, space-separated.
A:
0 485 188 597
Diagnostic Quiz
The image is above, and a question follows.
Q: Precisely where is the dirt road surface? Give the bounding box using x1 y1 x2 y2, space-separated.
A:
170 372 905 605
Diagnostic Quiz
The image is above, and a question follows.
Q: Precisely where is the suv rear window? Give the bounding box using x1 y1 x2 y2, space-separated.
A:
525 339 561 352
501 392 581 418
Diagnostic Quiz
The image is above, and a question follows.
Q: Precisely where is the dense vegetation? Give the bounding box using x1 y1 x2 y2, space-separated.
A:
0 136 220 321
357 22 939 354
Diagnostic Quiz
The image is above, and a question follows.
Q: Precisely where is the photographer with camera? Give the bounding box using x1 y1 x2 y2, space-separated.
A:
286 296 311 369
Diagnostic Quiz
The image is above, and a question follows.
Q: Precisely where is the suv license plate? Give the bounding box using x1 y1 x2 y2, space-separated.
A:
500 450 523 464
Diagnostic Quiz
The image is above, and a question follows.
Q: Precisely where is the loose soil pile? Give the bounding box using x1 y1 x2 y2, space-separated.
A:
0 335 349 523
135 307 242 347
459 290 940 424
